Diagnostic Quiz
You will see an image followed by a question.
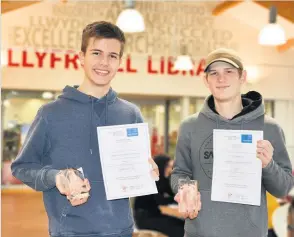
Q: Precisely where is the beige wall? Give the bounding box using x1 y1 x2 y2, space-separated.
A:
2 1 294 100
274 101 294 164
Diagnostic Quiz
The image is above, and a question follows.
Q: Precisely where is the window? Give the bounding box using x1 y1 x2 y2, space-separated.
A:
1 90 55 185
189 97 205 115
264 100 274 117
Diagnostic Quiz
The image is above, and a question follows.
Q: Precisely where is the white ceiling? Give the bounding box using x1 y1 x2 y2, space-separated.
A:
221 1 294 38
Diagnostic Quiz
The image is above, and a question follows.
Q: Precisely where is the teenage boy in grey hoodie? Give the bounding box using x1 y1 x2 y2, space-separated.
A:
171 48 293 237
11 21 159 237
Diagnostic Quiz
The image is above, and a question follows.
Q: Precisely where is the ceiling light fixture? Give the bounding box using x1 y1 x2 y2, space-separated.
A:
116 0 145 33
259 6 286 46
173 45 194 71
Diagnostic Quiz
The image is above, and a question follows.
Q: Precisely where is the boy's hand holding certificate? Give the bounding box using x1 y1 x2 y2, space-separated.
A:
97 123 159 200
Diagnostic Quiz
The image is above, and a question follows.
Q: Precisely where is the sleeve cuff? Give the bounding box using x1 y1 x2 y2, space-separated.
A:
262 159 274 171
44 169 60 188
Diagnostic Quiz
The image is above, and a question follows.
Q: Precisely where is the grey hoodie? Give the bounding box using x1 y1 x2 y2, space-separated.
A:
171 91 293 237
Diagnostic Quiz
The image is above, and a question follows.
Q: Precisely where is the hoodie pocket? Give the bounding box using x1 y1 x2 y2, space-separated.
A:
244 187 267 234
185 190 262 237
58 181 133 236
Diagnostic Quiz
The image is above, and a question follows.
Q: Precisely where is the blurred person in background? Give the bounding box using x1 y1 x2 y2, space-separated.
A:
134 154 184 237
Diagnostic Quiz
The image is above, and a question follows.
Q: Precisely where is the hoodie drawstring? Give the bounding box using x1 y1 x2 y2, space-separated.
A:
90 97 94 155
216 116 220 129
241 119 245 130
105 95 108 125
89 94 109 155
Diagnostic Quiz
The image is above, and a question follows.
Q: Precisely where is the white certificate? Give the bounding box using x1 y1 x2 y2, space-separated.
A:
211 129 263 206
97 123 158 200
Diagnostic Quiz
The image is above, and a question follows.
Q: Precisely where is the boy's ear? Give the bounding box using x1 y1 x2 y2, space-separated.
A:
203 74 209 88
240 70 247 84
79 51 85 67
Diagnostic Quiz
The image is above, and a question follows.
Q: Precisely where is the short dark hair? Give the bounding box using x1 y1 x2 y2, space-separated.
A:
81 21 126 57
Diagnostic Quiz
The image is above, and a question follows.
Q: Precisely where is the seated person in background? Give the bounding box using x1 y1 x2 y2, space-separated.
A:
134 154 184 237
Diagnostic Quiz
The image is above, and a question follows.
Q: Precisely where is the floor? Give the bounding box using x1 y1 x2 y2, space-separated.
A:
1 189 165 237
2 190 48 237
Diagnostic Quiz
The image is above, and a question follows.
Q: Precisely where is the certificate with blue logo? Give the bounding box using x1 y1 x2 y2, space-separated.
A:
211 129 263 206
97 123 158 200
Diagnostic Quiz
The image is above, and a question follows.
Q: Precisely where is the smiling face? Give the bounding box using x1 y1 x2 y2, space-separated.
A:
204 61 247 102
79 37 122 87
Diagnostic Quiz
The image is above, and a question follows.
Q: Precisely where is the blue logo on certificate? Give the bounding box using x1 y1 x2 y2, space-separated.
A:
241 134 252 143
127 128 138 137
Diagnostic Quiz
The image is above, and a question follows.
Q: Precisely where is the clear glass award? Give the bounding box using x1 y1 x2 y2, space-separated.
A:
178 178 198 214
60 169 89 200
